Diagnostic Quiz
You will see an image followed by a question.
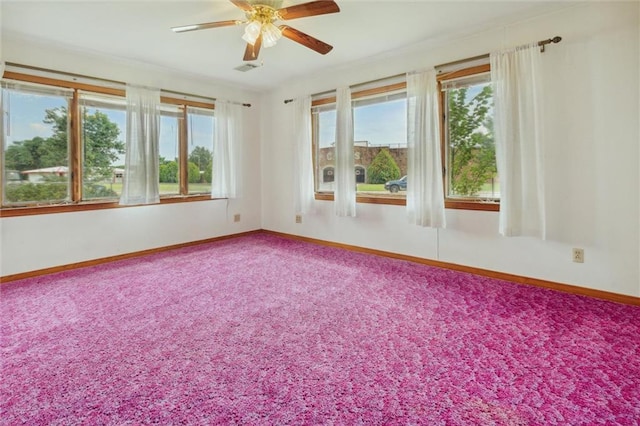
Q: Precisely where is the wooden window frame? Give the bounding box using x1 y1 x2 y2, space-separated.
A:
0 72 216 217
438 64 499 212
312 82 410 206
311 74 499 211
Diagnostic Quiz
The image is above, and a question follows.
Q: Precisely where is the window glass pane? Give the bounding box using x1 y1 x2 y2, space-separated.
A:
2 81 72 206
353 95 406 196
79 92 126 200
444 75 499 200
186 107 214 194
312 93 407 197
158 105 183 196
313 107 336 192
440 72 490 91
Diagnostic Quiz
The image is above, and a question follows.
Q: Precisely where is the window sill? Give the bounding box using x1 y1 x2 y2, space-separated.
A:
0 194 217 218
445 199 500 212
315 193 406 206
315 193 500 211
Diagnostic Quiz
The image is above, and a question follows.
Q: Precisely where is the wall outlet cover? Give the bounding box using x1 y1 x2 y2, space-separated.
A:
572 248 584 263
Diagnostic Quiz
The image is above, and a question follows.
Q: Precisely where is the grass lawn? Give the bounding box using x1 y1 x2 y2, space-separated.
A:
356 184 386 192
478 181 500 198
99 182 212 195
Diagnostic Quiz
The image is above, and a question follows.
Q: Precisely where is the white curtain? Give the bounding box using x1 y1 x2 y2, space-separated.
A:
120 84 160 205
406 70 446 228
0 63 4 141
292 96 314 215
491 43 546 238
212 100 243 199
334 87 355 217
0 61 4 115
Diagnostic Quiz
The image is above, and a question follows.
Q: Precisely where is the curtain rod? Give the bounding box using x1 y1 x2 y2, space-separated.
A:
435 36 562 69
283 35 562 104
4 62 251 107
283 74 405 105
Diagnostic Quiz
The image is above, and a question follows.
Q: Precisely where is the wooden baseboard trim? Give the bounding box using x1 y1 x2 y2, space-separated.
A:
3 228 638 306
0 230 262 284
262 230 640 306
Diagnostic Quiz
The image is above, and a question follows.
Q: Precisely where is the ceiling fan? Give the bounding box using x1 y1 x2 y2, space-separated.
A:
172 0 340 62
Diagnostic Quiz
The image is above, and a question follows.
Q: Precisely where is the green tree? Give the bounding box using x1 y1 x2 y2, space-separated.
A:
188 147 212 183
5 180 116 202
203 167 212 185
367 148 401 184
3 182 68 202
159 158 208 185
4 107 124 181
188 147 212 169
79 108 124 181
4 137 49 174
448 85 496 196
40 108 71 168
4 107 124 203
159 159 178 183
188 162 201 184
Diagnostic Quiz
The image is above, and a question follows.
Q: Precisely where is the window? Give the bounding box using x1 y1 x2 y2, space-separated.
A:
439 64 499 206
310 66 498 211
186 107 214 194
1 71 217 215
158 105 183 196
79 92 126 200
2 81 73 206
353 92 407 196
312 83 407 203
313 104 336 192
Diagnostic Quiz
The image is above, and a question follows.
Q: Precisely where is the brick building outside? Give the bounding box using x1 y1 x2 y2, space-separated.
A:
317 141 407 190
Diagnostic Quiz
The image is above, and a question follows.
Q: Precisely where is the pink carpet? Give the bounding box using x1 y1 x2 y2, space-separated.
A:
1 233 639 424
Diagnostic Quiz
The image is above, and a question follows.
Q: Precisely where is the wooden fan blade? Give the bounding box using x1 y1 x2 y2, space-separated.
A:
230 0 253 12
243 34 262 61
278 0 340 20
279 25 333 55
172 20 238 33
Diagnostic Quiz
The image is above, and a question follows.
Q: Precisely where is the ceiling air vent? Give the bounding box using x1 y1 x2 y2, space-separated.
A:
234 63 261 72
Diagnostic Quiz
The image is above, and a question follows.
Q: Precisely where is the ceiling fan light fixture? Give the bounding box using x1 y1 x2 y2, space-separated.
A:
262 23 282 48
242 20 262 45
173 1 340 61
172 24 199 33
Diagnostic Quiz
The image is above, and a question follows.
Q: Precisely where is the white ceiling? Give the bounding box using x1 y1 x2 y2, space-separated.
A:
2 1 572 91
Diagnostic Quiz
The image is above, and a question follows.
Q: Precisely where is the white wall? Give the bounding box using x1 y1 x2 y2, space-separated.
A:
0 36 263 276
2 3 638 298
261 2 640 297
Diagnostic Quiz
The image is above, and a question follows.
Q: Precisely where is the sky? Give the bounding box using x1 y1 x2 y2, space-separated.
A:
3 85 489 166
2 90 214 167
316 82 489 148
318 97 407 148
316 82 491 149
10 91 406 160
4 89 409 168
2 91 66 146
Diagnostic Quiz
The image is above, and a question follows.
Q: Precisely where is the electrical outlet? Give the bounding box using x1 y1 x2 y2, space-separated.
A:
295 215 302 224
233 214 241 223
572 248 584 263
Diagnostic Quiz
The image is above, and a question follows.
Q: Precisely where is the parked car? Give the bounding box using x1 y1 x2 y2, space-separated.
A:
5 170 21 183
384 176 407 193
